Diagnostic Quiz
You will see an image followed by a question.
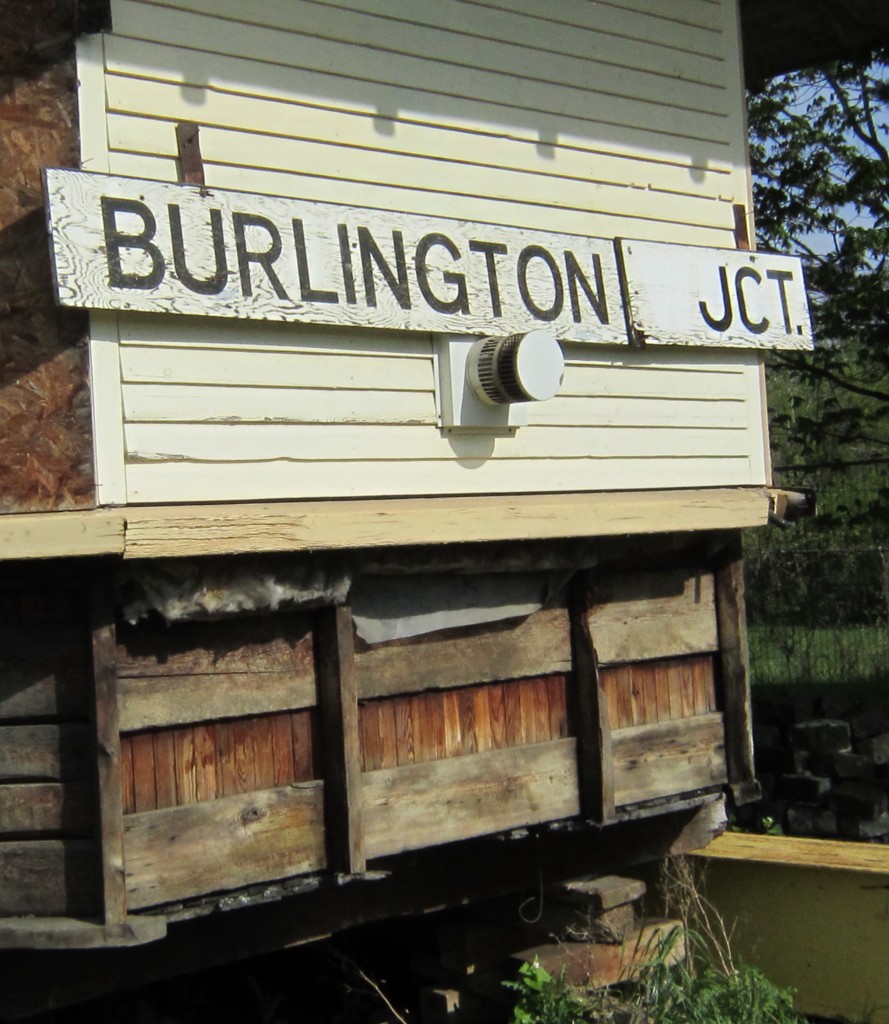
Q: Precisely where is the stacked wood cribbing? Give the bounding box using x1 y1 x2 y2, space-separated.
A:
0 571 100 916
0 0 98 512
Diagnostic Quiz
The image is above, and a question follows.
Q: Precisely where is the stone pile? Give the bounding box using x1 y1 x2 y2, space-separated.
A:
744 692 889 841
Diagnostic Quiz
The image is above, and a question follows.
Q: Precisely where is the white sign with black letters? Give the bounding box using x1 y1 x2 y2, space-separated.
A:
44 168 626 344
619 238 812 349
44 168 812 350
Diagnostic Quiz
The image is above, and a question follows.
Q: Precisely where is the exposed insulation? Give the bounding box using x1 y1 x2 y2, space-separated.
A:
0 0 101 513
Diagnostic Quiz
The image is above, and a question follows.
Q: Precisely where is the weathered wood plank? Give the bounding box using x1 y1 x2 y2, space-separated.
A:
120 489 772 560
0 665 89 720
354 607 571 699
363 739 580 859
116 614 316 731
315 606 365 874
0 783 92 836
123 782 326 909
0 840 100 916
612 713 727 807
0 511 123 560
130 732 157 812
0 725 89 781
588 568 718 666
0 914 166 950
713 537 759 803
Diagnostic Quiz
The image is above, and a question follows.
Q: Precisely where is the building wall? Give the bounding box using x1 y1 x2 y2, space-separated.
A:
0 0 95 513
80 0 769 506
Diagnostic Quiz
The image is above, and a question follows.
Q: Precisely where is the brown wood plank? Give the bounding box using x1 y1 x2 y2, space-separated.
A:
193 723 218 801
377 699 399 770
231 719 258 795
442 690 463 757
291 710 315 782
612 713 727 807
570 577 615 822
458 688 478 755
679 661 696 719
615 666 634 730
472 686 492 754
270 712 296 786
360 702 382 772
518 677 539 745
487 683 507 750
0 724 89 781
588 568 718 666
654 662 672 722
546 674 568 739
713 539 758 803
123 783 326 910
0 840 100 916
354 606 571 699
409 693 431 763
504 681 522 748
393 696 415 765
120 736 136 816
131 732 158 813
693 655 716 714
152 730 177 811
0 782 92 836
214 721 239 798
363 739 580 859
172 725 198 806
251 712 276 790
315 605 365 874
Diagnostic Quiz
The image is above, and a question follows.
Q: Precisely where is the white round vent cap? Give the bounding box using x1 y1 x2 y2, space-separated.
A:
514 329 565 402
466 330 564 406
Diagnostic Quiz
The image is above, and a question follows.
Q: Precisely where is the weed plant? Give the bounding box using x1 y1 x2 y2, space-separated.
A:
506 858 806 1024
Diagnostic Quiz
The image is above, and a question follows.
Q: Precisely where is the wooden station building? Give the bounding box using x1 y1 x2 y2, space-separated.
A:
0 0 879 1014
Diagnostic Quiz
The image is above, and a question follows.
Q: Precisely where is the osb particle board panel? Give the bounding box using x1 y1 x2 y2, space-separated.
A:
0 3 94 513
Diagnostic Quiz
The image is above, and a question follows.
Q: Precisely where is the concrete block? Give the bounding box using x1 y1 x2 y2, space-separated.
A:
778 774 830 805
856 732 889 765
828 781 889 819
791 720 851 755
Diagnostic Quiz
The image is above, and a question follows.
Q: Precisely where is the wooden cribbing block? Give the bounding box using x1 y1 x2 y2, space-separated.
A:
548 875 647 911
420 986 503 1024
510 919 684 989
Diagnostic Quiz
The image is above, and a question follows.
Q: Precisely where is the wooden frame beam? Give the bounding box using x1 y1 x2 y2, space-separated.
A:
0 488 773 561
315 605 365 874
89 577 128 926
712 534 760 805
569 573 615 822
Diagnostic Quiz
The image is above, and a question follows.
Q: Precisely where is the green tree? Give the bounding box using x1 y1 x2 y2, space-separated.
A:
748 50 889 537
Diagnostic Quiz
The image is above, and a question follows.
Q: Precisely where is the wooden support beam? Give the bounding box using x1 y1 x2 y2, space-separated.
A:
712 535 760 805
315 605 365 874
569 574 615 822
90 580 128 926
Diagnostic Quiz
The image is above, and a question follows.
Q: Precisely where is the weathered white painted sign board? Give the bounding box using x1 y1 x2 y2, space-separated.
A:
44 169 812 350
620 238 812 350
44 168 625 344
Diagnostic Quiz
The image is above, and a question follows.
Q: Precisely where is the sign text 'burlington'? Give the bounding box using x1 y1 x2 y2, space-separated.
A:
45 169 812 350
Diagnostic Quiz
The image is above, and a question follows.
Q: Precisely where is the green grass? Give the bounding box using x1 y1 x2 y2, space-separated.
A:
748 624 889 687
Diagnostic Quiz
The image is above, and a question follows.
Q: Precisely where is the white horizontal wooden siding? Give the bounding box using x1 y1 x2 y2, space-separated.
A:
81 0 769 506
96 0 748 245
117 316 767 504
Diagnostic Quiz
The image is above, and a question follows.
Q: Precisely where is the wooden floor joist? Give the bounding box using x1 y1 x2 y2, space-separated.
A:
0 488 772 560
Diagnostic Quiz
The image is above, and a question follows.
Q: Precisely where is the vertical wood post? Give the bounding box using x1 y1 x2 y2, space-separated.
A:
713 534 760 805
89 576 127 925
569 574 615 822
315 605 365 874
